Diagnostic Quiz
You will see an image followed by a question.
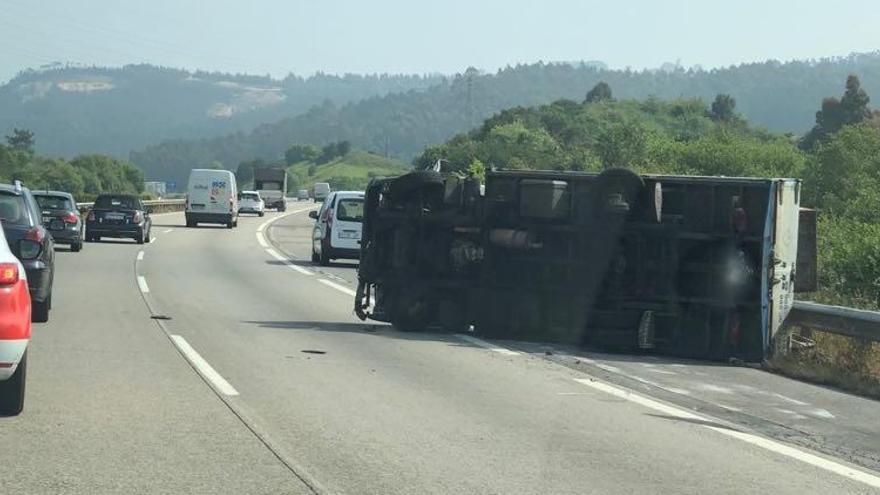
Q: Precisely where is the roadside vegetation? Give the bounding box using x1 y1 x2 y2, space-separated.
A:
0 129 144 200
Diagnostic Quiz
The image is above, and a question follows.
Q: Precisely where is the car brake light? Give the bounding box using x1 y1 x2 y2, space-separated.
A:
63 211 78 224
24 227 44 243
133 211 143 223
0 263 19 285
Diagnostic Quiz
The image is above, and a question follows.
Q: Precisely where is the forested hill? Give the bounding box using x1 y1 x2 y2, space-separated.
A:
131 53 880 184
0 64 443 158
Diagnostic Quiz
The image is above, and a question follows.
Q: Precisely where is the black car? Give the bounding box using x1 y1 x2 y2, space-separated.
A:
32 191 84 252
86 194 152 244
0 182 55 322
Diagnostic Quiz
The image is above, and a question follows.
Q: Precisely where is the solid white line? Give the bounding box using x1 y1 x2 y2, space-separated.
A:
574 378 880 489
170 335 239 396
162 228 173 234
256 232 269 248
256 206 314 233
265 248 313 275
318 278 357 297
455 334 521 356
287 263 313 276
136 251 145 261
137 275 150 293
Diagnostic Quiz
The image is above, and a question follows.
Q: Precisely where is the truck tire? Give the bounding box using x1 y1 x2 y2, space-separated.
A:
390 289 435 332
0 350 26 416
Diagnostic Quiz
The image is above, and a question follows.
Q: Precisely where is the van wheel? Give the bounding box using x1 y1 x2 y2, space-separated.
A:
319 247 331 266
32 294 50 323
259 211 265 217
233 219 238 228
226 221 234 229
311 249 319 263
186 218 194 228
0 351 26 416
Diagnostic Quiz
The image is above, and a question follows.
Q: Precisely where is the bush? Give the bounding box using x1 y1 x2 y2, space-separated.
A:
817 216 880 307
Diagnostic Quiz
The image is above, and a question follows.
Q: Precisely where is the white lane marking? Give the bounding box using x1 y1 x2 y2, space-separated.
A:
318 278 357 297
149 237 157 244
455 334 521 356
575 378 880 489
266 247 313 275
256 232 269 248
696 383 734 394
256 206 314 233
162 228 173 234
137 275 150 293
772 393 809 406
595 363 621 373
287 263 313 276
170 335 239 396
136 251 145 261
808 408 836 419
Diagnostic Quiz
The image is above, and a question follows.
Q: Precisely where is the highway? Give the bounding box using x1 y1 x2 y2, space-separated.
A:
2 206 879 494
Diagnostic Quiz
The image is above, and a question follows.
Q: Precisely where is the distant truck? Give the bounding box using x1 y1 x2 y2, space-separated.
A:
254 168 287 211
355 168 817 362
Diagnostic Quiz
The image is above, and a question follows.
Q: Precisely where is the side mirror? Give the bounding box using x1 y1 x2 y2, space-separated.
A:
308 210 318 220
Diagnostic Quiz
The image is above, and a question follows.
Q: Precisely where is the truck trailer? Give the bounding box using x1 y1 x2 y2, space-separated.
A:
354 167 816 361
253 168 288 211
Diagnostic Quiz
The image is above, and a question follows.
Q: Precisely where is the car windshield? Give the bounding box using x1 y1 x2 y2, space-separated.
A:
35 195 72 210
0 192 29 226
335 198 364 222
94 195 138 209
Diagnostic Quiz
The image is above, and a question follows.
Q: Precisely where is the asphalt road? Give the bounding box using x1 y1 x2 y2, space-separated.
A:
2 206 879 494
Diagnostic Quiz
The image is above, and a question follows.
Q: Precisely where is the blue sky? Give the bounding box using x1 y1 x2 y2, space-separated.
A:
1 0 878 82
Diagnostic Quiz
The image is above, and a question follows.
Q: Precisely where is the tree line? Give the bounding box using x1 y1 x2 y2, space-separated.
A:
0 129 144 201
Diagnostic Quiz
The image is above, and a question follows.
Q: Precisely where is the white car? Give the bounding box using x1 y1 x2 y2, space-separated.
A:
238 190 265 217
310 191 364 266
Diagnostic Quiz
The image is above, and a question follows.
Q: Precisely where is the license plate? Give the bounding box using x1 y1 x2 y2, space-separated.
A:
50 220 64 230
339 230 360 239
106 213 125 220
42 216 51 223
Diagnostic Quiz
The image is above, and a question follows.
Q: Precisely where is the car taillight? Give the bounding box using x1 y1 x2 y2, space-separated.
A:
24 227 44 243
63 211 78 224
133 211 143 223
0 263 19 285
87 210 96 222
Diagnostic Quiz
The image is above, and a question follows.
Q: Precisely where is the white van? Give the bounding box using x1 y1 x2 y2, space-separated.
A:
313 182 331 203
185 169 239 228
309 191 364 265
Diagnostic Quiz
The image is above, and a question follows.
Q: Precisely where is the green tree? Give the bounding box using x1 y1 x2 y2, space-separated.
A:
336 140 352 156
5 128 35 153
710 94 737 121
595 120 648 169
801 75 872 149
285 144 319 164
467 158 486 182
585 81 613 103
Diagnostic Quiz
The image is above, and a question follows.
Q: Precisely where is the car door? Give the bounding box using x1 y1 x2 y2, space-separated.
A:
313 193 334 254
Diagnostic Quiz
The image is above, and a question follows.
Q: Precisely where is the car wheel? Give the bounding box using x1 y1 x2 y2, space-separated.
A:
71 241 82 252
136 231 145 244
233 219 238 228
0 350 26 416
259 211 265 217
32 294 50 323
186 218 194 228
226 220 234 229
311 247 319 263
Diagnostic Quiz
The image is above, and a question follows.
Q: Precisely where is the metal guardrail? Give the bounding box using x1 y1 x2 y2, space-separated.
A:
787 300 880 342
76 199 186 214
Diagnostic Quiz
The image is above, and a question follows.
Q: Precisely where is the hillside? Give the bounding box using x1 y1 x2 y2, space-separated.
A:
287 150 409 191
131 52 880 183
0 64 443 158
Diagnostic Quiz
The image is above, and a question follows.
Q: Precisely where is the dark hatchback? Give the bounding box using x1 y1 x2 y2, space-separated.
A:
32 191 84 252
0 182 55 322
86 194 152 244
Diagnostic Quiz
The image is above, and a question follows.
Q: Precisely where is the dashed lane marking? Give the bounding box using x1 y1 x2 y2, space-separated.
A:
137 275 150 293
455 334 521 356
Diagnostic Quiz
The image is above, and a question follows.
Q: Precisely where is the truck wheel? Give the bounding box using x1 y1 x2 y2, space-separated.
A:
391 297 435 333
0 351 26 416
32 294 50 323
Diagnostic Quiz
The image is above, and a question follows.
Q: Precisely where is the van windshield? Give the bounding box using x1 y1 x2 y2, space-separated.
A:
336 198 364 222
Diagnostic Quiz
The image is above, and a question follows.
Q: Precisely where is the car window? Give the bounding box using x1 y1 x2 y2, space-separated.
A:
336 198 364 222
94 195 138 209
35 195 73 210
0 192 30 226
242 193 259 200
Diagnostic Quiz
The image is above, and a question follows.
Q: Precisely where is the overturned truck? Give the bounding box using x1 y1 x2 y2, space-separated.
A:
355 168 815 361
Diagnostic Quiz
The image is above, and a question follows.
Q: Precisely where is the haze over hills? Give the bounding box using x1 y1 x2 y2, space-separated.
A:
0 64 444 158
130 52 880 185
